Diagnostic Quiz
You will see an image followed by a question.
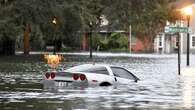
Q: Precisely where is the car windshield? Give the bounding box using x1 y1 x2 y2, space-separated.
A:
66 65 109 75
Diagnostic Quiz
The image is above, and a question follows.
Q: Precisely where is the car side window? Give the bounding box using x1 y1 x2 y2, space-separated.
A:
111 67 134 79
81 66 109 75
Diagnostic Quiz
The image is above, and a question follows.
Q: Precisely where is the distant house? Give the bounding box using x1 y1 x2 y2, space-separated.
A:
154 31 179 53
154 1 195 54
81 30 149 53
80 15 152 53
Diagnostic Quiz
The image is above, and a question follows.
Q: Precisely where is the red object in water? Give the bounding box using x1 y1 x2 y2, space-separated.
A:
50 72 55 79
73 74 79 80
45 73 50 79
80 74 86 81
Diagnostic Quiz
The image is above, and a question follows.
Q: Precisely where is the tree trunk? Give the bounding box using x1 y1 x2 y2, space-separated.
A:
23 24 31 55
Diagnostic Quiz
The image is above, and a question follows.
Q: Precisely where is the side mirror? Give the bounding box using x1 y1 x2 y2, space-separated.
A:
114 77 117 82
134 77 140 82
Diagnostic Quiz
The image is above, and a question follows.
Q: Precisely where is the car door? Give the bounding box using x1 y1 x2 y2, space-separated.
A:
110 67 136 84
78 65 116 85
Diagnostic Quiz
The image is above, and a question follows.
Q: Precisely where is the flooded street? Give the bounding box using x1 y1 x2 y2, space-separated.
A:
1 53 195 110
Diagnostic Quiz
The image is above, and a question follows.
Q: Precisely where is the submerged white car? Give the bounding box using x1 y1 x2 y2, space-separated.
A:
43 64 139 87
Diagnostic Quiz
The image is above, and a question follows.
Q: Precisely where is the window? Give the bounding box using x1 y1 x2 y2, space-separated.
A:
111 67 135 80
83 66 109 75
175 36 179 48
159 36 162 47
67 65 109 75
191 35 195 48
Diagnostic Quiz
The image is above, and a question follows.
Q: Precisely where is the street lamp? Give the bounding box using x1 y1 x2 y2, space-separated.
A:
52 17 57 25
52 17 57 54
183 7 192 66
89 22 93 59
43 17 63 69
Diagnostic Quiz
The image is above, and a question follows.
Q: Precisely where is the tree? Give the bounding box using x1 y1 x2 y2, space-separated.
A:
0 0 21 55
102 0 132 30
131 0 176 52
0 0 83 54
13 0 64 54
0 0 179 54
72 0 104 31
102 0 178 52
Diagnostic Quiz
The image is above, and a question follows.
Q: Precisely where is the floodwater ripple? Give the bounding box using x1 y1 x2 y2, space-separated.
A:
0 54 195 110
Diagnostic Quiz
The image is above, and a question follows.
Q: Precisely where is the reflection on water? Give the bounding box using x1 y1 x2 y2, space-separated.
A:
183 77 192 109
181 67 195 109
0 54 195 110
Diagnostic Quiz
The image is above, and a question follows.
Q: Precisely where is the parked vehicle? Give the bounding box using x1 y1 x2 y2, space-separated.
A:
43 64 139 87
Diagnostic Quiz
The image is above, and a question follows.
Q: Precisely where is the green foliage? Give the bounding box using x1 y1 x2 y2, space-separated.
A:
0 23 17 40
103 0 178 52
99 37 109 51
0 0 106 49
73 0 104 30
30 30 45 51
92 33 128 51
108 32 128 49
0 0 21 40
0 0 179 52
92 33 101 49
102 0 132 30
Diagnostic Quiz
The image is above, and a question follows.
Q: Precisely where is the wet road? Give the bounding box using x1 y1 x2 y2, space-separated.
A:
0 54 195 110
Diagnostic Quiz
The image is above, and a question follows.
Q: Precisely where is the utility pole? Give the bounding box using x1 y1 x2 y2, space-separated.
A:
89 22 93 59
177 32 181 75
186 15 190 66
183 6 192 66
52 17 57 55
129 25 132 53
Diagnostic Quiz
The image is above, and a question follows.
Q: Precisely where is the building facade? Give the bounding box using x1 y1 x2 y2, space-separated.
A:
154 3 195 54
154 26 195 54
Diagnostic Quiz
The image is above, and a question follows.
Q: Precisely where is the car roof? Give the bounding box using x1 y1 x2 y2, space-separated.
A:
65 64 110 72
65 63 127 72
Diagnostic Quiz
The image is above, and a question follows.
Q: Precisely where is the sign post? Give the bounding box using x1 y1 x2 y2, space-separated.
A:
165 26 190 33
177 32 181 75
164 26 190 75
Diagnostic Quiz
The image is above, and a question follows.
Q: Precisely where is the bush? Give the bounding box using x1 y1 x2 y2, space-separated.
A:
92 32 129 52
61 47 73 52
